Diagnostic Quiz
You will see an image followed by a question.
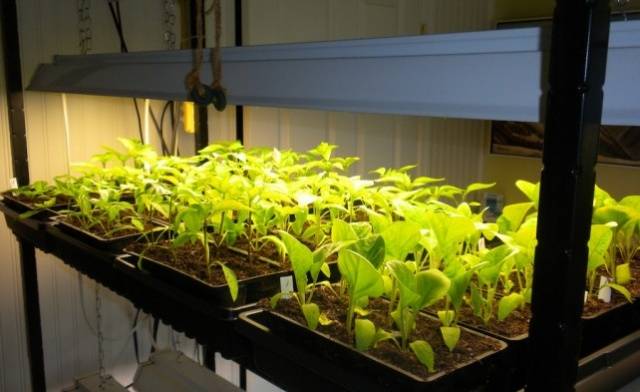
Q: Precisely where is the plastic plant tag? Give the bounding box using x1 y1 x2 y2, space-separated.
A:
584 291 588 304
9 177 18 189
280 275 294 299
597 276 612 303
478 238 486 251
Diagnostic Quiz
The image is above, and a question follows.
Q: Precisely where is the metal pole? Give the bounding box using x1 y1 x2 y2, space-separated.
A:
235 0 244 144
527 0 611 390
203 345 216 372
1 1 47 390
189 0 209 152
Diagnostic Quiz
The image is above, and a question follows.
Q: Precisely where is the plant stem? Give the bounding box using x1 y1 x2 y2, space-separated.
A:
387 280 397 321
346 300 355 334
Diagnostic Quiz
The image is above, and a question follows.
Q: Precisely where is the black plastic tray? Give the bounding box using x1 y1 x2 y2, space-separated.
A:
581 299 640 356
116 254 262 321
126 247 294 309
450 317 528 391
237 308 508 392
52 217 146 252
1 191 68 212
0 201 56 252
446 297 640 390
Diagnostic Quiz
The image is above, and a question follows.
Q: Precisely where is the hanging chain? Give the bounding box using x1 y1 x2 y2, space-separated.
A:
95 283 106 389
163 0 177 50
77 0 92 54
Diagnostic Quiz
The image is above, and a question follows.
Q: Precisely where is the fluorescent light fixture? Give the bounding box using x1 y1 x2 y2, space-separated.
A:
66 373 128 392
132 350 242 392
26 21 640 125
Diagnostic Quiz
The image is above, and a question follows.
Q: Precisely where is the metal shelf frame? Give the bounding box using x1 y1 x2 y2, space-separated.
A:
2 0 636 391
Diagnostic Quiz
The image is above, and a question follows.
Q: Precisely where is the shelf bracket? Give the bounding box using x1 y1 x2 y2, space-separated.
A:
527 0 611 390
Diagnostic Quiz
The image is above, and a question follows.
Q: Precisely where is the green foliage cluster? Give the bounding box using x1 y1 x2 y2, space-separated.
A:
7 138 639 374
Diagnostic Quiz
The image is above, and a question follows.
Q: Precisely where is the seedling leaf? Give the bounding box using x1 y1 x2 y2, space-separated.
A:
608 283 632 302
440 326 460 352
302 303 320 330
218 262 238 302
498 292 524 321
355 318 376 351
410 340 435 373
616 263 632 285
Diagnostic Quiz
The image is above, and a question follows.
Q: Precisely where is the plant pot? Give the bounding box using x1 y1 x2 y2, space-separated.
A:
448 294 640 390
237 308 508 392
581 299 640 356
115 254 259 326
0 201 56 252
1 191 69 212
451 315 529 391
125 246 295 309
51 216 149 253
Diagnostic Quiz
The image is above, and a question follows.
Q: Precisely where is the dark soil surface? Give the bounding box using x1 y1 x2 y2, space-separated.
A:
126 240 289 286
455 303 531 339
583 266 640 316
5 192 71 208
232 232 333 263
63 215 153 239
454 266 640 337
264 285 503 380
232 237 285 263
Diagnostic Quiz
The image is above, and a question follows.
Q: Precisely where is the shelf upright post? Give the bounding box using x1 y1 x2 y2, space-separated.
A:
1 0 47 391
527 0 611 390
235 0 244 144
189 0 209 151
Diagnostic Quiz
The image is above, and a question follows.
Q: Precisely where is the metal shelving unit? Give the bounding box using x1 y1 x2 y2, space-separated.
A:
3 0 640 390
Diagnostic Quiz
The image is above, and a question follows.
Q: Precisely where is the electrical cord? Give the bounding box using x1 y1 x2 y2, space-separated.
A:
149 102 173 155
107 1 128 53
107 0 172 151
76 273 150 386
147 316 160 354
132 98 144 142
78 273 147 341
132 308 141 364
151 317 160 353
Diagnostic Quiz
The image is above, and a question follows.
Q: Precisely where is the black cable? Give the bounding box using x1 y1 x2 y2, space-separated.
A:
106 1 171 150
169 101 179 156
151 317 160 353
159 101 173 155
132 98 144 143
108 2 128 53
149 103 172 155
132 308 141 364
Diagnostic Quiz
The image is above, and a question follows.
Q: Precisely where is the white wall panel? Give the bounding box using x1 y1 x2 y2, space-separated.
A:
0 25 30 392
1 1 495 391
417 0 494 188
244 0 494 188
6 1 209 391
289 109 329 152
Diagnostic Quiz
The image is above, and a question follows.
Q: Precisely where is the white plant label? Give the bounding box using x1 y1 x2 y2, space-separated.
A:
8 177 18 189
280 275 294 299
597 276 612 303
584 291 588 304
478 238 486 252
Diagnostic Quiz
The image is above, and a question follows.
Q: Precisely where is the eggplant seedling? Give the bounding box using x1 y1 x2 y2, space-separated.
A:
270 231 331 329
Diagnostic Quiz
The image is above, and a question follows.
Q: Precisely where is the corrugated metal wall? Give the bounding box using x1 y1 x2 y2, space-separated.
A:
244 0 494 187
0 27 29 391
0 1 494 391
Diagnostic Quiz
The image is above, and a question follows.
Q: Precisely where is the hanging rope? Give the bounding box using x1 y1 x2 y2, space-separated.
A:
186 0 226 111
211 0 222 91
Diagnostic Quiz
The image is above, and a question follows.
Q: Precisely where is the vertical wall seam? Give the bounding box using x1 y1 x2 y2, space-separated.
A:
393 117 401 169
356 115 364 174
